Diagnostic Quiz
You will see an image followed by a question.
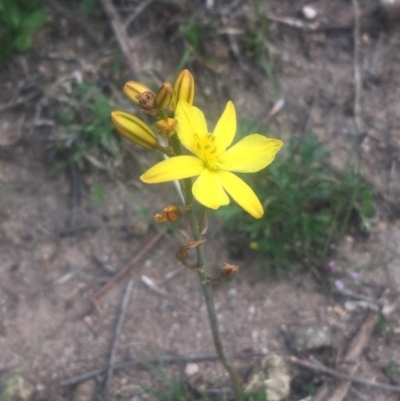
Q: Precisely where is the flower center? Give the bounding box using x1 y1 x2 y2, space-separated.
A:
194 132 218 170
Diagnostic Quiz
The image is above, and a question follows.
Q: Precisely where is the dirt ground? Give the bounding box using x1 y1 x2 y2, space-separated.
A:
1 1 400 400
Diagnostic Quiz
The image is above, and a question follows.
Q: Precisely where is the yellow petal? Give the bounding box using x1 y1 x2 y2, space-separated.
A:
218 170 263 219
218 135 283 173
140 155 204 183
111 110 157 149
213 101 236 156
192 169 229 209
175 100 208 157
123 81 153 106
173 69 195 109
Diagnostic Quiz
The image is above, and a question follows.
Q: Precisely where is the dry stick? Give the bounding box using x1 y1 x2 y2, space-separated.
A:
47 0 101 46
60 352 266 386
104 279 134 401
267 14 352 32
0 91 41 113
123 0 155 30
290 356 400 393
45 233 162 341
352 0 363 134
98 0 140 79
327 312 379 401
311 311 380 401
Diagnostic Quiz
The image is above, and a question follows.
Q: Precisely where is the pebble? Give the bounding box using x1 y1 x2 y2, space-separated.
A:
8 377 35 401
245 354 291 401
129 215 149 236
302 5 318 20
72 379 96 401
292 324 332 351
185 363 199 376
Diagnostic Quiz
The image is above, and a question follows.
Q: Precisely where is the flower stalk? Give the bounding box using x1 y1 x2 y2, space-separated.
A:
183 178 244 401
111 69 282 400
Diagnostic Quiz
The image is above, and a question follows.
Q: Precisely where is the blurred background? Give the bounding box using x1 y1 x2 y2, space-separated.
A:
1 1 400 400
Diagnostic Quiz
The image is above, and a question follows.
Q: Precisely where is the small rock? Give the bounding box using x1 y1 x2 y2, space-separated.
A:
292 324 332 351
345 300 379 312
8 377 35 401
245 354 291 401
302 5 317 20
129 215 149 236
185 363 199 376
228 288 238 308
72 379 96 401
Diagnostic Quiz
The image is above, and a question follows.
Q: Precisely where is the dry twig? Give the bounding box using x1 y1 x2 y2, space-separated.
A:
123 0 155 29
98 0 140 78
60 352 266 386
290 356 400 393
352 0 363 134
45 232 162 341
310 310 380 401
104 279 134 401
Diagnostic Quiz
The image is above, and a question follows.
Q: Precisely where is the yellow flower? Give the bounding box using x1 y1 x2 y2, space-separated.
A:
140 101 283 219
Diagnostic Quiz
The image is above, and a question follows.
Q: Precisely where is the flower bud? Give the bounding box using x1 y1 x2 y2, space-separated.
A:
123 81 153 107
155 81 174 110
111 110 157 149
154 204 183 223
173 69 194 109
154 118 177 138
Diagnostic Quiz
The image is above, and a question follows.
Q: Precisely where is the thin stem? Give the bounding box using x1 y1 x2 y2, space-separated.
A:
183 179 244 400
170 133 243 399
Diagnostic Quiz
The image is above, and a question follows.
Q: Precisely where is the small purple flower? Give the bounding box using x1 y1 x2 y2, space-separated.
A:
334 280 344 291
330 243 337 250
348 271 360 281
328 260 338 273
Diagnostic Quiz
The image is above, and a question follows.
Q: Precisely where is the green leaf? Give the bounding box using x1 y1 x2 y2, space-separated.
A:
13 33 32 51
81 0 95 14
23 9 46 32
3 0 21 29
91 183 106 206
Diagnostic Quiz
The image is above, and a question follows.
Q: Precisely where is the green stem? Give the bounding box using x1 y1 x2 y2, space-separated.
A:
184 179 244 400
170 133 243 399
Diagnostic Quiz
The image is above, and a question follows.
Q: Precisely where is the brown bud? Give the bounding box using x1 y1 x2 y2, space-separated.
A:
220 263 239 278
136 91 157 114
154 204 183 223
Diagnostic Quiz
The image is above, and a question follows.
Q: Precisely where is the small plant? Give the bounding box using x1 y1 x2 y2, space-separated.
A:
218 127 374 276
55 83 118 166
385 361 399 376
0 0 46 63
112 69 283 400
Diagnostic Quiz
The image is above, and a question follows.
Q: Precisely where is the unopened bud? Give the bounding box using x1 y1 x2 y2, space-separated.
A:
111 111 158 149
154 118 177 138
155 81 174 110
154 204 183 223
173 69 195 110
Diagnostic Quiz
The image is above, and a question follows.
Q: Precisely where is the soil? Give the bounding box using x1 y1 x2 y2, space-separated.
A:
1 1 400 401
